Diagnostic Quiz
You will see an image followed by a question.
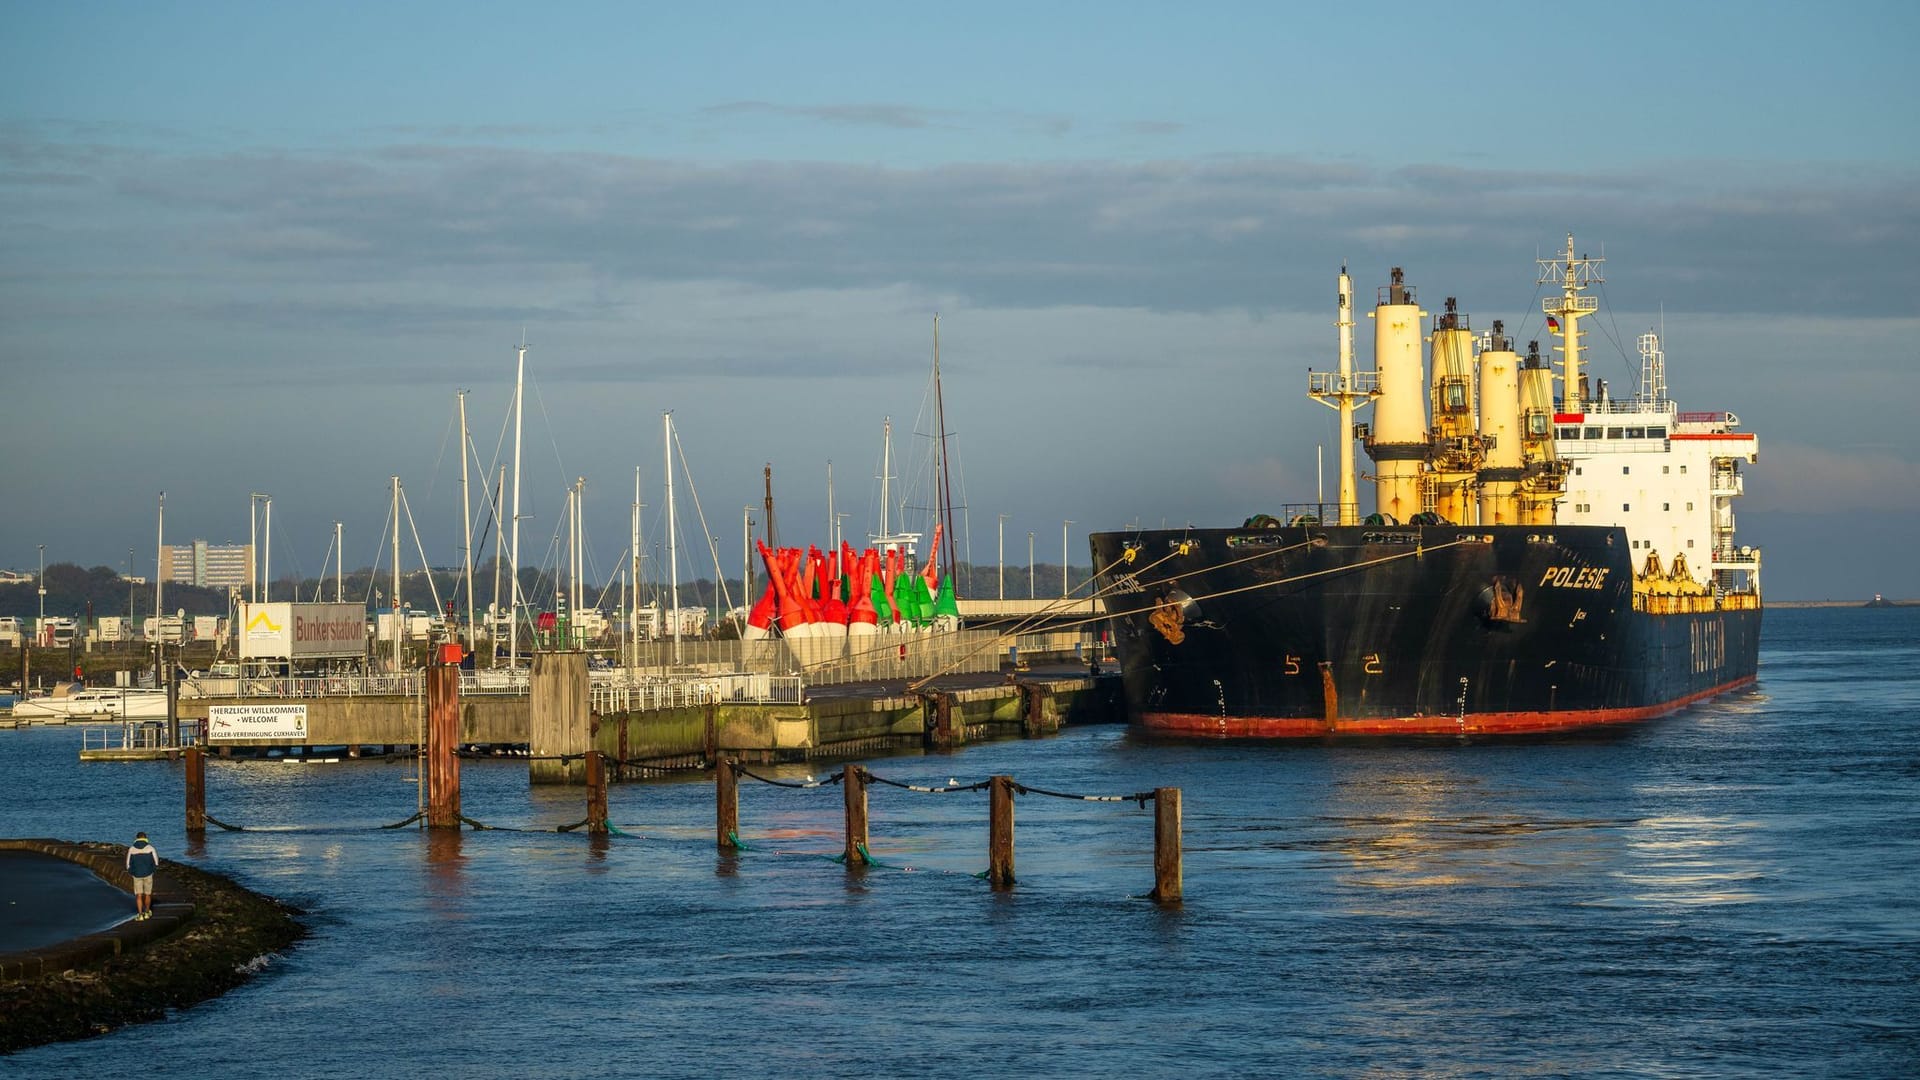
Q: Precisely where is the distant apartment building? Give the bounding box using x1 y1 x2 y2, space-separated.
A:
160 541 254 590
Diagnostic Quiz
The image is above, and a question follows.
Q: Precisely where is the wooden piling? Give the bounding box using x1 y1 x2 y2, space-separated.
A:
922 691 957 750
1152 786 1182 903
843 765 869 866
585 750 608 835
529 651 588 785
1020 682 1051 737
426 663 461 829
184 746 206 834
988 774 1015 889
716 758 739 849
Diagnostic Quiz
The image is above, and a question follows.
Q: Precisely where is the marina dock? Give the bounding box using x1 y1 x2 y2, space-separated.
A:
71 659 1121 767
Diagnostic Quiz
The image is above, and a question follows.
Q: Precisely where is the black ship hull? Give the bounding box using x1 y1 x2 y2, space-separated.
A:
1090 523 1760 738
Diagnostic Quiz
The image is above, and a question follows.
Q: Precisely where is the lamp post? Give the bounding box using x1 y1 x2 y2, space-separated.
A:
1027 532 1035 600
37 544 46 642
1061 520 1073 597
997 514 1008 600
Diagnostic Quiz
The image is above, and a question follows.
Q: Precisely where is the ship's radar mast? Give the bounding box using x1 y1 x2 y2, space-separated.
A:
1636 330 1668 409
1538 233 1603 412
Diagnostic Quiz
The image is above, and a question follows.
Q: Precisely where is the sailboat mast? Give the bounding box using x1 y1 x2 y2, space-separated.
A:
335 520 343 603
762 464 776 548
390 475 402 672
631 465 641 671
490 464 505 654
509 341 526 669
932 315 958 588
879 417 893 539
459 390 476 652
665 412 680 657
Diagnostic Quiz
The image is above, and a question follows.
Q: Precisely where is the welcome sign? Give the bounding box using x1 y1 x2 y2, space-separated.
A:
208 703 309 741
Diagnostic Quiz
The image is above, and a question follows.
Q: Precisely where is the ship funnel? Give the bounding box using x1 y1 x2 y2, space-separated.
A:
1517 339 1565 524
1428 297 1481 524
1476 318 1523 524
1364 268 1428 524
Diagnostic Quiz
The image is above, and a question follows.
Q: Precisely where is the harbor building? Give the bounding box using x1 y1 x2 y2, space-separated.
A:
160 541 254 590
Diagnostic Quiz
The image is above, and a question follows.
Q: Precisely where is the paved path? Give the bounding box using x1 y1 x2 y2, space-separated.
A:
0 849 132 954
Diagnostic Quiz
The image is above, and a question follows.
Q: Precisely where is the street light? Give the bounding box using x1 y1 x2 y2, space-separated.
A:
997 514 1009 600
1027 532 1035 600
1062 520 1073 597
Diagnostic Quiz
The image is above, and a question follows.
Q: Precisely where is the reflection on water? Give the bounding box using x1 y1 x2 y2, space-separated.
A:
1612 814 1765 906
1 608 1916 1077
423 827 465 906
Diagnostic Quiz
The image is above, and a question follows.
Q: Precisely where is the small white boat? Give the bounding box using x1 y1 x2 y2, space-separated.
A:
11 686 170 723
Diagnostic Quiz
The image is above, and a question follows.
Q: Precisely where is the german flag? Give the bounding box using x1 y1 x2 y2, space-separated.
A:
1546 315 1561 332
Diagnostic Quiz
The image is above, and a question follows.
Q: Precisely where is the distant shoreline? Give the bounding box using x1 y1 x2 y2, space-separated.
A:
1767 599 1914 608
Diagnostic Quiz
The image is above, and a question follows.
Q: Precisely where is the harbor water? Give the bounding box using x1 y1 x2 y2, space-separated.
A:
3 607 1916 1077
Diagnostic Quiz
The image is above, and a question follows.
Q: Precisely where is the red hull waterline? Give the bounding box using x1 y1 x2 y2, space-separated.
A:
1140 675 1758 739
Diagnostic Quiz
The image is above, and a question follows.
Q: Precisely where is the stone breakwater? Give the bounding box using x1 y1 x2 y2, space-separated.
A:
0 839 304 1053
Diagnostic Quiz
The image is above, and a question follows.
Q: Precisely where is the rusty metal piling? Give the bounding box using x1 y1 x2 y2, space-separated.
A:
988 774 1015 889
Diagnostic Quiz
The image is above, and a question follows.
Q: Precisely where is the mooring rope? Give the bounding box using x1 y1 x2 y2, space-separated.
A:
864 772 990 794
1011 781 1157 806
731 764 844 789
203 813 246 832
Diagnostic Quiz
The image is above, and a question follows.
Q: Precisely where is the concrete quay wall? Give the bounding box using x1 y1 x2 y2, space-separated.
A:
174 674 1125 767
174 696 526 747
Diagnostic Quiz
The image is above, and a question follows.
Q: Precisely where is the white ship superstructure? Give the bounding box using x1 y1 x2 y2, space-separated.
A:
1536 235 1761 599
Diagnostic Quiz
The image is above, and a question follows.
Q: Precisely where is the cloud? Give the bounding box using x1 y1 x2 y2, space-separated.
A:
1743 441 1920 513
704 101 949 130
6 134 1913 332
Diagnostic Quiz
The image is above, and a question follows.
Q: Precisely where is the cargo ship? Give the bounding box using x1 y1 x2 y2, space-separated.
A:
1091 236 1762 737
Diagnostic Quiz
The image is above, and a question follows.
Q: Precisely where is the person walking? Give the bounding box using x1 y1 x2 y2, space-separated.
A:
125 831 161 920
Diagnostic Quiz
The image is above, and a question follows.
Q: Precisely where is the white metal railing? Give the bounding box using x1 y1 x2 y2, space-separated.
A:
169 627 1101 706
589 674 804 714
1307 370 1381 395
82 718 204 752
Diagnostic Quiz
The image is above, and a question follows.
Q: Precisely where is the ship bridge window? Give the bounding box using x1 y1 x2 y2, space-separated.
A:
1558 427 1579 439
1607 427 1625 439
1623 503 1631 512
1585 426 1602 439
1648 427 1667 439
1663 465 1670 474
1626 427 1646 438
1622 466 1631 474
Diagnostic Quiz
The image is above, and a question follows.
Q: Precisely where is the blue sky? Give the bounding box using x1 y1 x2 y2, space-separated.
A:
3 1 1917 599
